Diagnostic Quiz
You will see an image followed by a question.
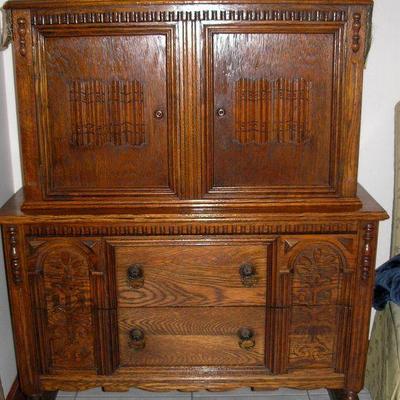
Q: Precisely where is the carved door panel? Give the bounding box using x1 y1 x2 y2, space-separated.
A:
35 25 178 199
204 24 344 198
27 238 117 374
266 235 357 373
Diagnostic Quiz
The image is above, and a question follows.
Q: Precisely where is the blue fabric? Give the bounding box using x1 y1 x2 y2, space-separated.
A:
374 254 400 310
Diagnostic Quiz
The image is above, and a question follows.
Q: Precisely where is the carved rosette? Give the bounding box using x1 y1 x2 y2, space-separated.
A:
361 223 375 281
7 226 22 285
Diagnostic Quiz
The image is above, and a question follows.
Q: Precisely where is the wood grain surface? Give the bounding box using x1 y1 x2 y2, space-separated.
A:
115 243 268 307
118 307 265 366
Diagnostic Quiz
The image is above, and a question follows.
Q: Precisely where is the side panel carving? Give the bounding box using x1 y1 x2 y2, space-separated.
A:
289 305 336 369
69 79 145 147
268 237 355 373
31 242 97 371
234 78 311 145
291 244 343 305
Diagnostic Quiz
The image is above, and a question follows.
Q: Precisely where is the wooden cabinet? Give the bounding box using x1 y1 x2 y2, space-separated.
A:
0 0 388 399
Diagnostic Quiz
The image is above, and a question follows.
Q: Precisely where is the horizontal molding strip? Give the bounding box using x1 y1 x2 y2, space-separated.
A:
32 9 347 25
26 222 358 236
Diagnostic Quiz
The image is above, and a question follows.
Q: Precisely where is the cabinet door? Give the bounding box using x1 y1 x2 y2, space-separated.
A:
35 26 178 199
204 24 344 198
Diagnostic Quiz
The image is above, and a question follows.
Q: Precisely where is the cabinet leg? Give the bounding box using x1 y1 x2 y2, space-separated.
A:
328 389 359 400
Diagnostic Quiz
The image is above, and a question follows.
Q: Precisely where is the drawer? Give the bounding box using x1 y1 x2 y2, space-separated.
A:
114 242 268 307
119 307 265 366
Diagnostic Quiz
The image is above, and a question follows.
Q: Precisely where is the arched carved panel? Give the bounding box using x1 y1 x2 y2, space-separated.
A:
34 241 96 371
290 243 345 305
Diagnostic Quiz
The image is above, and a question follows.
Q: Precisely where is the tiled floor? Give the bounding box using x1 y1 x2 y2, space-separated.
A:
57 387 373 400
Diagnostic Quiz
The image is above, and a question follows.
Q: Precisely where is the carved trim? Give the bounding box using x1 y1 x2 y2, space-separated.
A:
32 9 347 25
7 226 22 285
361 223 375 281
69 79 145 148
27 222 358 237
234 78 312 145
351 13 361 53
17 17 27 57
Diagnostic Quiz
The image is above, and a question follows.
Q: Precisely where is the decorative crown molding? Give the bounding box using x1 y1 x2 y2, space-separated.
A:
32 9 347 26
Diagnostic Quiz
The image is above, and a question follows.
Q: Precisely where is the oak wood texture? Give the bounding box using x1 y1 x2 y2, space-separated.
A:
118 307 265 366
0 1 387 399
114 241 269 307
4 1 371 211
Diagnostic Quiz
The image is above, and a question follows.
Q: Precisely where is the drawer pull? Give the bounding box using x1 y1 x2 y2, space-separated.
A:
129 328 145 350
239 263 257 287
127 264 144 289
237 327 255 351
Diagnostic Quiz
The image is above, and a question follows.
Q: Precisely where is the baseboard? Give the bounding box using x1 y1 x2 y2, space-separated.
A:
6 377 25 400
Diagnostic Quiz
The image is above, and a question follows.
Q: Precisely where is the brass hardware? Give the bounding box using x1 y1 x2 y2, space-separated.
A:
237 327 255 350
239 263 258 287
216 108 226 117
129 327 145 350
127 264 144 289
154 110 164 119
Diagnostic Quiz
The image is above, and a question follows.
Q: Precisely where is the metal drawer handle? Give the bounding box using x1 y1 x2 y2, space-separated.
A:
239 263 257 287
129 327 145 350
127 264 144 289
237 327 255 350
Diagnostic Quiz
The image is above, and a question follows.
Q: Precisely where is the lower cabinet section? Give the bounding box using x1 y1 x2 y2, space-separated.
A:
2 221 382 399
23 234 358 377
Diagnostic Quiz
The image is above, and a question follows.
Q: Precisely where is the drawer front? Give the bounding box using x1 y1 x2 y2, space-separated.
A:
119 307 265 366
114 242 269 307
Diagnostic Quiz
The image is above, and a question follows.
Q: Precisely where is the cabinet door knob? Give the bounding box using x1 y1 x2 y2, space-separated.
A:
239 263 257 287
154 109 164 119
129 328 145 350
237 327 255 350
216 107 226 117
127 264 144 289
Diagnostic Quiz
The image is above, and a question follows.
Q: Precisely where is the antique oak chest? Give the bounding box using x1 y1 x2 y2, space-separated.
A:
0 0 388 399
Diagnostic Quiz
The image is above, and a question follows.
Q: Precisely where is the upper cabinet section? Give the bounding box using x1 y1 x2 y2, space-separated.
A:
8 2 372 212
